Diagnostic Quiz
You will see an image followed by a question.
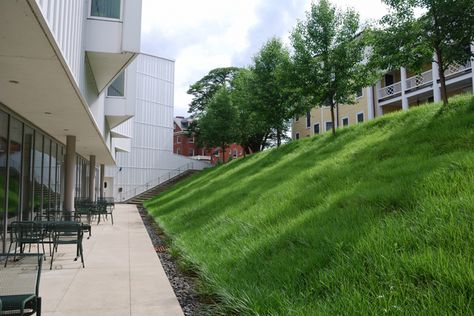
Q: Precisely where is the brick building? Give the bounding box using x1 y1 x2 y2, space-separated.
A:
173 116 244 164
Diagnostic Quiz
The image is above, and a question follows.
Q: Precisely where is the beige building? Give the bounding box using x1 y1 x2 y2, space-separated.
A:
292 52 474 139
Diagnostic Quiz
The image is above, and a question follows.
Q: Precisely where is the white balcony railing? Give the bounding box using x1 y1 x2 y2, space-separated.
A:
406 70 433 90
445 61 472 77
378 82 402 100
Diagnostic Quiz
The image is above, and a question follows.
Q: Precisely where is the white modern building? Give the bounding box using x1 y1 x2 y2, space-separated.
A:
0 0 205 252
104 54 208 202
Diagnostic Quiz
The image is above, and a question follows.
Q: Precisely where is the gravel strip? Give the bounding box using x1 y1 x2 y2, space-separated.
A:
137 205 207 316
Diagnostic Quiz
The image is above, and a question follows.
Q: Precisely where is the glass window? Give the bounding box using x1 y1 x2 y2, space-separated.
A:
21 126 34 220
306 112 311 128
33 133 43 214
295 133 300 140
357 113 364 123
342 117 349 127
189 149 194 157
8 118 23 226
0 111 8 251
107 72 125 97
313 123 320 134
42 138 51 210
326 121 333 132
356 88 363 98
50 142 57 210
91 0 121 19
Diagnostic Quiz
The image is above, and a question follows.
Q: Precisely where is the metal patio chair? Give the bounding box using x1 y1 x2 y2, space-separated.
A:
49 222 84 270
0 253 43 316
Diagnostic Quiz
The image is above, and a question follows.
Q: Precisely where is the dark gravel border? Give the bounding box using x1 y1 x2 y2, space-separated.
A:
137 205 207 316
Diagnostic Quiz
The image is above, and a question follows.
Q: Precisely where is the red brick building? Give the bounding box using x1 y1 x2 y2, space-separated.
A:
173 116 244 164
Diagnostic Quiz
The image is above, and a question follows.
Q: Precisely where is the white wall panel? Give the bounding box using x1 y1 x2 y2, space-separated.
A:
106 54 208 199
36 0 84 83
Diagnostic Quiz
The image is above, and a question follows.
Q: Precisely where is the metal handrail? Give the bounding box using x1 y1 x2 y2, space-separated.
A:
119 162 195 202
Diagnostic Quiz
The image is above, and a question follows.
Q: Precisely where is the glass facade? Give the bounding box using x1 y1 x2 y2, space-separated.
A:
0 108 92 252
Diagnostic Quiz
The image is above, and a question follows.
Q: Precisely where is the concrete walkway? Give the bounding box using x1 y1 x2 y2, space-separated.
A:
40 204 183 316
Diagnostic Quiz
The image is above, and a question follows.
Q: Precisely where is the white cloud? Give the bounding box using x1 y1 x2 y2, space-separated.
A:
141 0 389 117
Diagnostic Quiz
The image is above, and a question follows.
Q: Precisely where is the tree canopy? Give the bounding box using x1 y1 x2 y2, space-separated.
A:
291 0 374 135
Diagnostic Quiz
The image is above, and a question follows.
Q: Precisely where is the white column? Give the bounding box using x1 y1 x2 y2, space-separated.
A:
89 155 96 201
64 135 76 213
376 80 383 116
432 54 441 102
367 86 374 119
400 67 409 111
471 44 474 93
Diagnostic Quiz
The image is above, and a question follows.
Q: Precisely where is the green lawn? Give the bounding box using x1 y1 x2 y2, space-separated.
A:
145 94 474 315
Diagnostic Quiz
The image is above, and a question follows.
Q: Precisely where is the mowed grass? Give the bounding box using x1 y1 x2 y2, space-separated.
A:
145 94 474 315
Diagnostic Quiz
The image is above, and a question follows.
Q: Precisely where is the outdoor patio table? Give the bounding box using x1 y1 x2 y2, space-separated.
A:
0 253 43 316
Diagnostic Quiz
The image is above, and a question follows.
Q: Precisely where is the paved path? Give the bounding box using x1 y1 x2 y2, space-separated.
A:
41 204 183 316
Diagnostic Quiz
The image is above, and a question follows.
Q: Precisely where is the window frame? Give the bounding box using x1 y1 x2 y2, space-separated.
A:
106 71 126 99
89 0 123 22
356 88 364 99
325 121 333 132
342 116 349 127
306 111 311 128
356 112 365 124
313 123 320 134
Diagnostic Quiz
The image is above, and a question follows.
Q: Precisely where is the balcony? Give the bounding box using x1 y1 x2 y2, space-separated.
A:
378 82 402 100
445 61 472 78
406 70 433 90
85 0 142 93
379 60 473 105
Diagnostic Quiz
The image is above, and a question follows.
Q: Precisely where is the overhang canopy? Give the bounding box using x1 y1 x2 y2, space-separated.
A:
0 0 115 165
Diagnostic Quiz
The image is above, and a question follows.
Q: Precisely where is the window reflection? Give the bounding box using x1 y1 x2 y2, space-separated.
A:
8 118 22 226
0 111 8 251
22 126 34 220
33 133 43 215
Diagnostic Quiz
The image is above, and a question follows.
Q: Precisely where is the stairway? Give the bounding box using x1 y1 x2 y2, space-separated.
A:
125 169 199 205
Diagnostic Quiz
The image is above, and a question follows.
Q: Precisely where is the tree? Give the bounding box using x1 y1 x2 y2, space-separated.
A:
197 88 238 163
231 69 271 153
187 67 242 115
291 0 374 135
371 0 474 105
252 38 304 146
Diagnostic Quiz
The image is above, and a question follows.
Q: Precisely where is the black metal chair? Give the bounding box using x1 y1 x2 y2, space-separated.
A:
49 222 84 270
0 253 43 316
4 222 46 267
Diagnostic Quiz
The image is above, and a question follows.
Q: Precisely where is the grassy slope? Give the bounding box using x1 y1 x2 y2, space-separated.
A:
145 95 474 315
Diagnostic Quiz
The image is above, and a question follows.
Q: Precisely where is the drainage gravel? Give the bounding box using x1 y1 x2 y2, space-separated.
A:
138 206 207 316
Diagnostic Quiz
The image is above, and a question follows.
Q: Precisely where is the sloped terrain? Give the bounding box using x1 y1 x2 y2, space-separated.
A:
145 95 474 315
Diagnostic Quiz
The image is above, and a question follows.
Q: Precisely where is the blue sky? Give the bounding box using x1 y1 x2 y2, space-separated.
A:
141 0 390 116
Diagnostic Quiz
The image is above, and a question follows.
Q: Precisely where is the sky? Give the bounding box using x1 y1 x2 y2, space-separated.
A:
141 0 390 117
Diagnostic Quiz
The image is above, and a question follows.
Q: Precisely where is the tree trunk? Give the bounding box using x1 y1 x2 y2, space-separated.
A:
336 103 340 128
330 102 336 136
277 128 281 147
436 49 449 106
221 143 226 163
